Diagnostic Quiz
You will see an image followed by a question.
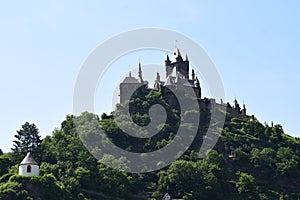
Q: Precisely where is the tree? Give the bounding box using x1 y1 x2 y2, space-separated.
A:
11 122 42 162
250 148 276 171
0 149 3 156
159 152 225 199
0 155 12 176
235 172 257 199
276 147 298 176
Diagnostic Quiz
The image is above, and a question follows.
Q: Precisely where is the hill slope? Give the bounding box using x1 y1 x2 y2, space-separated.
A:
0 90 300 199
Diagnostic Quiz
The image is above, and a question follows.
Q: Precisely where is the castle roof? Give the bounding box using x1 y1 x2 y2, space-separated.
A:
122 72 140 83
20 152 38 165
170 47 183 63
122 76 139 83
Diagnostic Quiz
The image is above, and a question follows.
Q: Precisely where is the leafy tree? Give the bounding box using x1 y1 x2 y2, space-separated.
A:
159 151 225 199
250 148 276 171
0 149 3 156
235 172 257 199
0 155 12 176
276 147 298 176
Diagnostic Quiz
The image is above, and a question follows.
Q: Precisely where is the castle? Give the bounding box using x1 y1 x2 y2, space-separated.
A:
119 48 247 119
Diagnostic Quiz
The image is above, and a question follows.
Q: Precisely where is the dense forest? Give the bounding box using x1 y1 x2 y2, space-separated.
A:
0 89 300 199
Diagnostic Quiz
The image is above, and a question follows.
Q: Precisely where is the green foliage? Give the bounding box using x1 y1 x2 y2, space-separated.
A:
1 91 300 199
0 154 12 176
0 174 68 200
276 147 299 176
235 172 257 199
158 150 225 199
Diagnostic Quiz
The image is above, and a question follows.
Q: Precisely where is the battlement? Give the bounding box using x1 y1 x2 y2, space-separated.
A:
208 98 248 120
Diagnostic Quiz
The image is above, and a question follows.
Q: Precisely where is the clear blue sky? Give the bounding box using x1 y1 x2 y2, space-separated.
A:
1 1 300 152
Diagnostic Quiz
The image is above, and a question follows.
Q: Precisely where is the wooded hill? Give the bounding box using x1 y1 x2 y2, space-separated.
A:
0 90 300 199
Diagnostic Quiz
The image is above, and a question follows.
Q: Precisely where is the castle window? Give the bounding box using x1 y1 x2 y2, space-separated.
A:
27 165 31 173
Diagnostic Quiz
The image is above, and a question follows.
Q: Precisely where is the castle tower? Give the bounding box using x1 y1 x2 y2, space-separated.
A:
165 48 189 79
119 47 201 104
119 63 148 103
19 152 39 176
120 71 141 103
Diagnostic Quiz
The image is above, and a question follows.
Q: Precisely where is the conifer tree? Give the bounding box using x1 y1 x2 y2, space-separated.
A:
11 122 42 162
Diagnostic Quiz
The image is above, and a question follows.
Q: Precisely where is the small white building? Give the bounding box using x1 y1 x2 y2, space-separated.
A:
18 152 39 176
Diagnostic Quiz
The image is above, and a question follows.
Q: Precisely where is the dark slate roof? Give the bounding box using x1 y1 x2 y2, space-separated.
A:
20 152 38 165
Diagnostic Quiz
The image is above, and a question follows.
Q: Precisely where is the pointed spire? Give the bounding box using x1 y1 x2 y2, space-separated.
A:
166 54 170 61
138 62 142 77
195 77 200 88
191 69 195 80
154 72 161 90
242 104 247 115
129 71 132 77
185 54 189 61
138 62 143 83
156 72 160 82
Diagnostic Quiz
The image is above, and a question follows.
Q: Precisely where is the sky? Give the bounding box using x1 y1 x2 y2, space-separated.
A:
0 1 300 152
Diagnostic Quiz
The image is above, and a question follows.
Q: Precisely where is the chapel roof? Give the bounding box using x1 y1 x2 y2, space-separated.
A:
20 152 38 165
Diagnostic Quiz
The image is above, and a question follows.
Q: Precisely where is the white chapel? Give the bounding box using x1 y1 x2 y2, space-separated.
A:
18 152 39 176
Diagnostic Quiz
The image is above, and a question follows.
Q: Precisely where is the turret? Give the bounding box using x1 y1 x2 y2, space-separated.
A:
165 55 172 78
234 99 241 113
185 54 189 62
166 48 189 79
138 62 143 83
191 69 195 81
156 72 160 82
165 54 171 64
195 77 201 98
154 72 161 90
242 104 247 115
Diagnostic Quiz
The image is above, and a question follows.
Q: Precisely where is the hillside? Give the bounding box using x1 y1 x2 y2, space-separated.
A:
0 90 300 200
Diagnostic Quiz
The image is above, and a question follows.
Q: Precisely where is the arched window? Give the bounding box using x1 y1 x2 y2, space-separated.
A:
27 165 31 173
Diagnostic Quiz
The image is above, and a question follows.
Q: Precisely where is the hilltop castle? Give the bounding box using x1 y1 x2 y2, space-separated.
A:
119 48 247 119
